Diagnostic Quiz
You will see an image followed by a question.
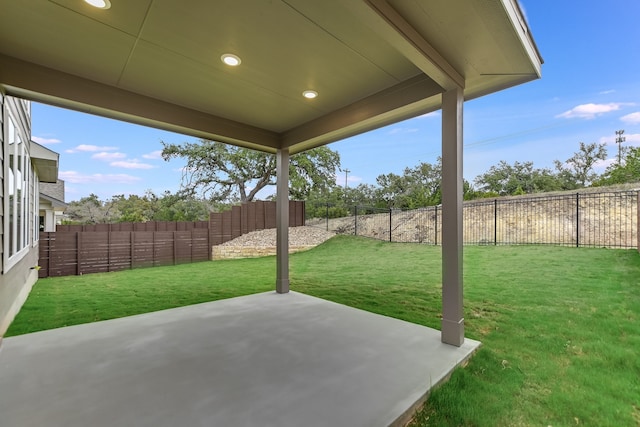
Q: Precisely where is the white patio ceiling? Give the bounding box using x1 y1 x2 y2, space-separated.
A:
0 0 541 154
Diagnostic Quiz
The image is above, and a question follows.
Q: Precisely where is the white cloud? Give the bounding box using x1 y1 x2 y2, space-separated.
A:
92 152 127 161
142 150 163 160
66 144 118 153
334 174 362 186
599 89 615 95
593 158 616 170
59 171 141 184
599 133 640 148
598 136 614 145
556 103 631 119
110 160 155 170
32 136 61 145
625 133 640 147
621 112 640 124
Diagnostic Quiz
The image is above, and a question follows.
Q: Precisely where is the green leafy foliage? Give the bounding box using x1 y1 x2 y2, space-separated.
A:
474 160 560 195
554 141 608 188
596 146 640 185
64 191 213 224
161 139 340 203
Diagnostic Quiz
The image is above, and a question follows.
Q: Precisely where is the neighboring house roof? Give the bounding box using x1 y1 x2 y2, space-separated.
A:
39 193 67 209
40 179 67 208
31 141 59 183
0 0 542 155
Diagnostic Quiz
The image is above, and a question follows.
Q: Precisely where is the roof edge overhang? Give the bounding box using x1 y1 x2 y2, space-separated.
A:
0 54 280 153
284 74 443 154
31 141 59 183
39 193 68 209
1 53 447 156
504 0 544 71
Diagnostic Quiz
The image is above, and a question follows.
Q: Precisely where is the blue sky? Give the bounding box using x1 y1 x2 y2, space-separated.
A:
32 0 640 202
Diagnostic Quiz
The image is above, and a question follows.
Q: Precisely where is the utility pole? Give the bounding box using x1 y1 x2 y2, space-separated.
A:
343 169 350 189
615 129 626 165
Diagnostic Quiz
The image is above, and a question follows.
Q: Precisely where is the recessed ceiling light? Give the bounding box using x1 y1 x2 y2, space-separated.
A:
303 90 318 99
221 54 241 67
84 0 111 9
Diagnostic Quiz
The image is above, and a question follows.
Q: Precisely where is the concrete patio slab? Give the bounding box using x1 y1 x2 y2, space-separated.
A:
0 291 480 427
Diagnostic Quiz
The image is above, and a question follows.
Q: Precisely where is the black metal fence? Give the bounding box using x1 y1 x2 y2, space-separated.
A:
306 191 639 249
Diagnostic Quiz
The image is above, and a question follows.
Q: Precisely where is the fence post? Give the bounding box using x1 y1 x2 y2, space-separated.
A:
494 199 498 246
326 203 329 231
107 232 111 272
76 232 81 276
173 231 178 266
434 205 438 246
354 205 358 236
389 208 392 242
576 193 580 248
637 191 639 253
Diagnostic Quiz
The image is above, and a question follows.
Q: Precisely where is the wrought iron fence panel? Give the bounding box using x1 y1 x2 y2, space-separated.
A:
306 191 638 249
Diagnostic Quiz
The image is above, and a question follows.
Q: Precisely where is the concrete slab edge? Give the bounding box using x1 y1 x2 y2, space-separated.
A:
390 341 483 427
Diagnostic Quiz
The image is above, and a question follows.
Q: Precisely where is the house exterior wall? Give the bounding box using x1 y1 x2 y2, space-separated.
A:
0 94 41 337
0 248 38 337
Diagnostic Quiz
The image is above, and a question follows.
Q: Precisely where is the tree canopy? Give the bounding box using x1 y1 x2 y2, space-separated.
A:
473 161 558 196
64 191 214 224
161 139 340 203
554 142 607 189
596 146 640 186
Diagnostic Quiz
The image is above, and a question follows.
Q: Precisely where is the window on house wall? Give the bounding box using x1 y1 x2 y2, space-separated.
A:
5 111 34 269
33 177 39 243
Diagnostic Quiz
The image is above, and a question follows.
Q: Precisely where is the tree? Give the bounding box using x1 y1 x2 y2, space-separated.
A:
554 142 607 188
149 191 213 221
474 161 559 196
110 194 155 223
375 160 443 209
64 194 120 224
596 146 640 185
64 191 215 224
161 139 341 203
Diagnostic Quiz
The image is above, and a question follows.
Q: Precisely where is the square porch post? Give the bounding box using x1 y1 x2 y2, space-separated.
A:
441 87 464 346
276 148 290 293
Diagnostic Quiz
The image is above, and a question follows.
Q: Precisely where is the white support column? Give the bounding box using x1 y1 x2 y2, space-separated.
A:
276 148 290 294
441 87 464 347
44 209 56 232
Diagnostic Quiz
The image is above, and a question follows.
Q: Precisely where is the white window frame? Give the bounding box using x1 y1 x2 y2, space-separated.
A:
4 110 35 272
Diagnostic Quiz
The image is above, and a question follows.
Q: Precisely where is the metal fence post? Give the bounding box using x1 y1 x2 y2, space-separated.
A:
494 199 498 245
354 205 358 236
434 205 438 246
389 208 392 242
326 203 329 231
576 192 580 248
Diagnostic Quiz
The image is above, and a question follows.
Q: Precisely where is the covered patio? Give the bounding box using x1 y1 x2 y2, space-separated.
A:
0 0 541 424
0 292 480 426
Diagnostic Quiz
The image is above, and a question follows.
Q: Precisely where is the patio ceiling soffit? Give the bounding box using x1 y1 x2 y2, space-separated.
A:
0 0 541 155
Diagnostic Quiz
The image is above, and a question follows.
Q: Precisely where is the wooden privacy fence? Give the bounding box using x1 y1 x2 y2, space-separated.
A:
210 200 305 245
39 201 305 277
56 221 210 232
39 230 211 278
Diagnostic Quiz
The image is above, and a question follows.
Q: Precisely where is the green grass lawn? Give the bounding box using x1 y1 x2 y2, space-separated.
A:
7 235 640 426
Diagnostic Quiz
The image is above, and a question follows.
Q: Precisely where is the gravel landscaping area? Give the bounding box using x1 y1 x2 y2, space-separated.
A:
218 226 335 248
